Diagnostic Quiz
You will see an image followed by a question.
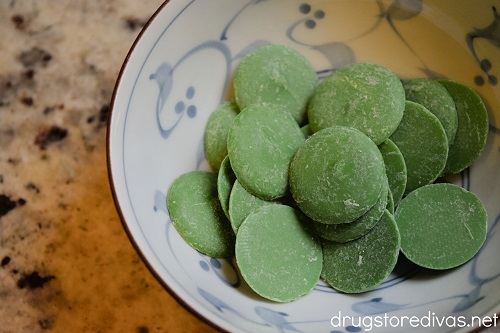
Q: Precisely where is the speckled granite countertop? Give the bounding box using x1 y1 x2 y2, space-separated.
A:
0 1 218 332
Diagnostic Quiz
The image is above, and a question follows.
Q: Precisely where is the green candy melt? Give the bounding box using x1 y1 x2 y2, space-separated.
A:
289 126 386 225
203 100 239 171
438 79 489 175
217 156 237 219
390 101 448 194
235 204 323 302
321 210 401 293
395 183 487 270
313 176 389 243
308 63 405 145
233 44 317 125
378 138 407 206
403 78 458 146
227 104 305 200
228 180 274 233
167 171 235 258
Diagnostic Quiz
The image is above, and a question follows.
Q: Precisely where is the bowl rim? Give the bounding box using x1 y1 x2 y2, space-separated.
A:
106 0 230 332
105 1 500 332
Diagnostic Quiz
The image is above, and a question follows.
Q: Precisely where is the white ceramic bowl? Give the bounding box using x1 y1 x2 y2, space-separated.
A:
107 1 500 332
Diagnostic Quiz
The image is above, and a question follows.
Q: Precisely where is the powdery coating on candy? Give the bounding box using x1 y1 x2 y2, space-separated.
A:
307 63 405 145
321 210 400 293
395 183 487 270
167 171 235 258
313 176 389 243
235 205 323 302
389 101 448 194
227 104 305 200
289 126 386 224
228 180 274 233
378 139 407 206
437 80 489 175
233 44 318 125
217 156 237 219
204 100 239 171
403 78 458 146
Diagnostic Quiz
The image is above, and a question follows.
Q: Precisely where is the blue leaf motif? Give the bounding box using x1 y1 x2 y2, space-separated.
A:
386 0 423 20
198 254 241 288
198 288 271 327
153 190 167 214
151 41 233 139
255 306 302 333
150 63 173 99
467 6 500 48
466 6 500 86
198 288 242 315
346 326 363 332
220 0 269 40
452 285 484 312
150 63 178 139
352 297 409 315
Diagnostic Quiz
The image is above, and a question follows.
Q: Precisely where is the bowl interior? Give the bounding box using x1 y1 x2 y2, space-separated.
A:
108 0 500 332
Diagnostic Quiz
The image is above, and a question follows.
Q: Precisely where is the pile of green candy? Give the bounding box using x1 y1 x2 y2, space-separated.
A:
167 44 489 301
